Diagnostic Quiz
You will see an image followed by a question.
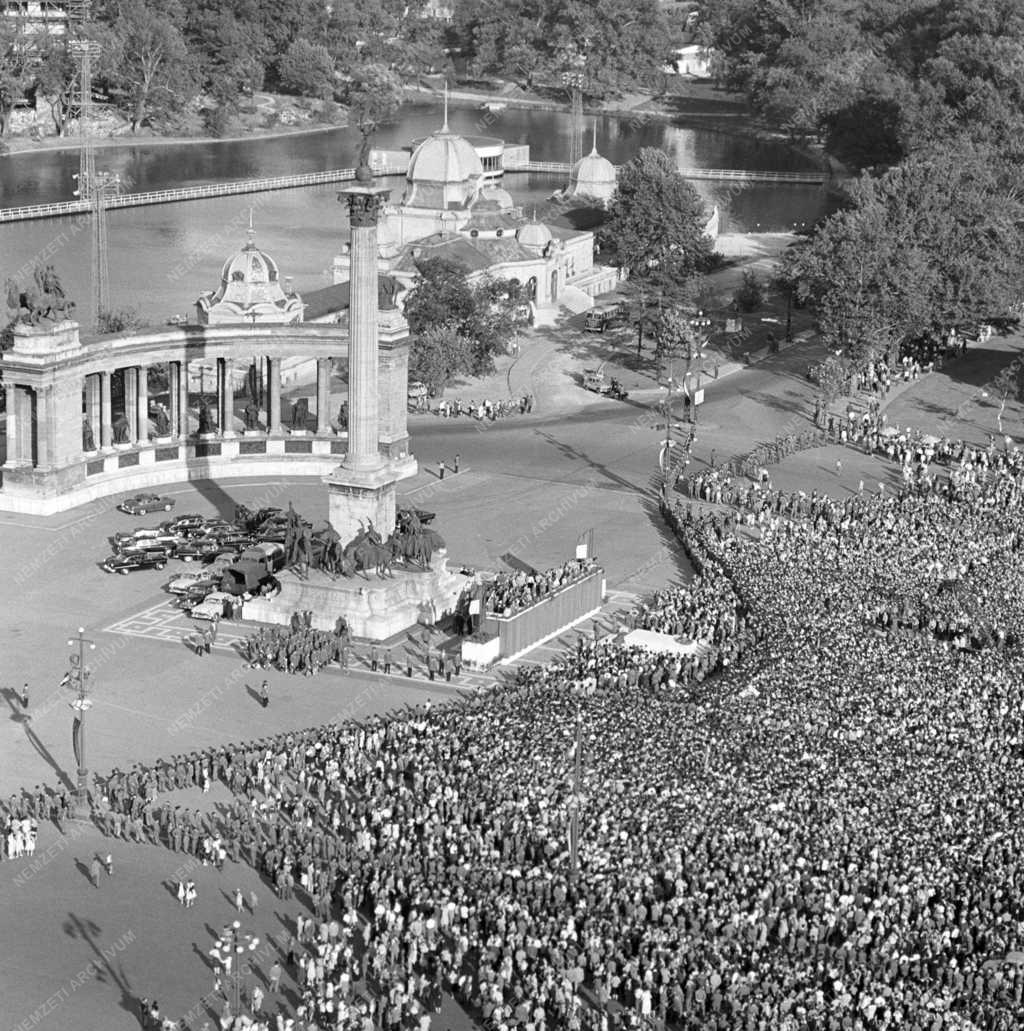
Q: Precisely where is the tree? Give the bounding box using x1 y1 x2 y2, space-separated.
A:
654 307 702 376
787 141 1024 364
34 38 79 137
599 148 714 300
408 325 477 396
278 38 335 99
97 0 197 133
203 10 266 100
733 271 764 313
404 258 516 385
0 17 32 137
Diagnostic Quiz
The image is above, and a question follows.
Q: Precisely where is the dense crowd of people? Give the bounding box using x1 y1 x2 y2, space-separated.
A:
10 420 1024 1030
243 616 352 677
485 559 597 617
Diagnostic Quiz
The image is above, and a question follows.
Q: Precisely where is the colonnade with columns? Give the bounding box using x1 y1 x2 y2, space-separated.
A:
0 321 410 513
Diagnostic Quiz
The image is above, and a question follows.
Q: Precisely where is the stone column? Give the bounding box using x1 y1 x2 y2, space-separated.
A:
167 363 179 438
177 360 189 439
316 357 332 435
3 384 32 466
99 370 112 449
85 373 100 450
124 367 138 443
136 365 149 443
217 357 233 436
267 356 281 435
342 183 390 471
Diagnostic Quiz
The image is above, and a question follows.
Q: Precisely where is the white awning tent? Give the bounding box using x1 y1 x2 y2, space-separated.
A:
621 629 700 657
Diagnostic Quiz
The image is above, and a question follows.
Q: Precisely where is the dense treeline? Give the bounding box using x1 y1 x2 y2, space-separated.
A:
0 0 680 137
698 0 1024 361
701 0 1024 170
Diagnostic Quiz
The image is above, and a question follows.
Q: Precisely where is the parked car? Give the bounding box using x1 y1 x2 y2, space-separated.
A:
175 581 219 608
166 569 221 595
175 538 223 562
103 548 170 574
118 493 176 515
162 513 206 535
184 590 234 620
113 529 182 554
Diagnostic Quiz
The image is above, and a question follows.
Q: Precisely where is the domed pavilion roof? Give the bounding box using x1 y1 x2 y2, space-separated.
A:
568 124 617 202
403 102 484 211
516 217 553 252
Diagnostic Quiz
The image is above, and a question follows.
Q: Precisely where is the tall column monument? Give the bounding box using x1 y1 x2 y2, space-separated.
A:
325 169 417 543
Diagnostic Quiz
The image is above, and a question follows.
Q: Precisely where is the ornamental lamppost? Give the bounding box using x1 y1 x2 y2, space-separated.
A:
209 922 260 1017
66 628 95 817
685 311 712 423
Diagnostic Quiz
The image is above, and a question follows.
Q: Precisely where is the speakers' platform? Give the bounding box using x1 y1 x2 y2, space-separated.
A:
243 549 466 640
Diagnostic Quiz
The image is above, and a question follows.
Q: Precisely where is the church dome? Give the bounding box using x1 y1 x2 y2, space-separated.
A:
221 239 280 285
516 220 553 252
197 220 302 326
403 113 483 211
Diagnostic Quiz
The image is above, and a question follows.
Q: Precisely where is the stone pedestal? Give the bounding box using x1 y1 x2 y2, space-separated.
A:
324 464 400 548
243 550 466 640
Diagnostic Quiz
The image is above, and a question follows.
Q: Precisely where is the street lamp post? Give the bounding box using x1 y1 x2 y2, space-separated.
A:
210 922 260 1018
686 311 711 424
66 628 95 818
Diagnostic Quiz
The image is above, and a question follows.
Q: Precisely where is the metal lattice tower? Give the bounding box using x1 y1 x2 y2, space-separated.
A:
67 0 115 330
569 82 583 168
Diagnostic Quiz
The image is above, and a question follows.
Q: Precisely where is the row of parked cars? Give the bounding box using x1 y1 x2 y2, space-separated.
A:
102 508 289 619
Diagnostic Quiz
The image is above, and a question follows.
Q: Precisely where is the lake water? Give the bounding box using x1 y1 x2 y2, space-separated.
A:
0 102 839 323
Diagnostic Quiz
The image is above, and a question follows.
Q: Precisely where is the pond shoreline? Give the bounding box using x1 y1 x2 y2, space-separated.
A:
1 82 838 176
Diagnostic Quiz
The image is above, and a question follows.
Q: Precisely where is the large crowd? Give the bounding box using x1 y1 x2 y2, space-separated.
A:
8 429 1024 1030
485 559 598 617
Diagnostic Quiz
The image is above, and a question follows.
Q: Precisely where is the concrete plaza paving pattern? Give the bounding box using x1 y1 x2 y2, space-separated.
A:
4 308 1021 1030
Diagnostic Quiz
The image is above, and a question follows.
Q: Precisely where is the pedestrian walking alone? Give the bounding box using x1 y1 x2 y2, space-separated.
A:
453 453 460 474
19 683 28 710
89 856 101 888
234 888 244 912
269 961 282 994
437 459 445 480
259 681 269 708
835 458 842 477
104 853 113 876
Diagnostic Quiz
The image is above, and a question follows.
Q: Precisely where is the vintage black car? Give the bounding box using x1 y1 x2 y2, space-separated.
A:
102 547 171 574
117 493 176 515
175 538 223 562
162 513 206 535
112 528 183 554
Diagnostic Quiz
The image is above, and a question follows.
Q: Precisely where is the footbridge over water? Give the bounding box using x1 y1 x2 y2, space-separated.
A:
0 161 829 223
